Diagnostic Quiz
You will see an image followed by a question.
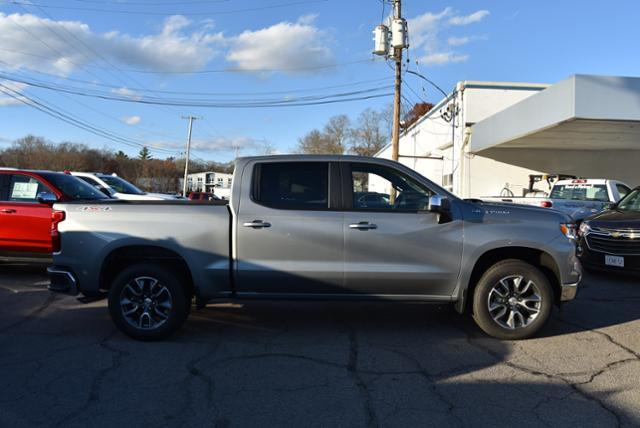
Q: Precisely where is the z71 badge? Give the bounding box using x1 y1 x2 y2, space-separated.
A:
77 206 112 212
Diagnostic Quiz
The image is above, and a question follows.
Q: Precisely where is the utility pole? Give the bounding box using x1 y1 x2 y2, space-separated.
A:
372 0 407 162
181 115 200 197
391 0 402 162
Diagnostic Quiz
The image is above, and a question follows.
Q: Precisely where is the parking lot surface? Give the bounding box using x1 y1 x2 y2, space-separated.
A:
1 262 639 427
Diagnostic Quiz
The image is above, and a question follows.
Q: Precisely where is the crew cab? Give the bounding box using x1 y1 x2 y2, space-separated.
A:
48 156 582 341
0 168 108 257
484 179 631 222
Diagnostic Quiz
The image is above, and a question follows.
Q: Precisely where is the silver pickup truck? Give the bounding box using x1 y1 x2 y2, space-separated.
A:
48 155 582 341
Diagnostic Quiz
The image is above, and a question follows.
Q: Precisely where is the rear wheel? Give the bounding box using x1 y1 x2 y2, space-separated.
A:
472 259 553 340
108 263 189 341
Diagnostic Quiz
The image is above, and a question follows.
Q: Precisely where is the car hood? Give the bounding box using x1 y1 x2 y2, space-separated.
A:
586 209 640 229
464 200 573 223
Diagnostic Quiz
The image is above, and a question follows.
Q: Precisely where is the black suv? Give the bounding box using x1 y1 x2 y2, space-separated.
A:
578 187 640 273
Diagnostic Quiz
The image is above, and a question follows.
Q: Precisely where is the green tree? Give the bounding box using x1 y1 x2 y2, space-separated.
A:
138 146 152 160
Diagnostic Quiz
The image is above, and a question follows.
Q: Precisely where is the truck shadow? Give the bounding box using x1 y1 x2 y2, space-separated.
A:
1 261 639 425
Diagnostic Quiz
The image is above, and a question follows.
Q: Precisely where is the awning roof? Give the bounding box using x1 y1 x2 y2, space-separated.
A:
471 75 640 153
468 75 640 185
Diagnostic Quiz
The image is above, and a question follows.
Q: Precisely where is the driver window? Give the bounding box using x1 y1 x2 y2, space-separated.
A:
8 174 52 203
351 163 432 211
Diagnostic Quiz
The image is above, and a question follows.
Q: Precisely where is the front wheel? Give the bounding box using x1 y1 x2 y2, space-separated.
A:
108 263 189 341
472 259 553 340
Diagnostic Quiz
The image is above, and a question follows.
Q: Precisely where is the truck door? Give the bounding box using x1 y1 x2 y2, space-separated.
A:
235 161 345 295
342 162 463 297
0 173 54 254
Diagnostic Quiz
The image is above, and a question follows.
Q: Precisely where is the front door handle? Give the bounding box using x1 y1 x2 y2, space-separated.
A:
243 220 271 229
349 221 378 230
0 208 16 214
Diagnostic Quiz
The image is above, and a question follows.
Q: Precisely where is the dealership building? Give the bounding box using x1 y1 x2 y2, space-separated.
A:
375 74 640 198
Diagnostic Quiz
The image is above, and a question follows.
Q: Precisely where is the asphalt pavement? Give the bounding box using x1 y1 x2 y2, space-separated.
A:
1 261 639 427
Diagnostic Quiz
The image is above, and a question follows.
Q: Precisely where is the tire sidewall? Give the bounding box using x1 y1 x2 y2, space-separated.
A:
472 260 553 340
108 263 188 341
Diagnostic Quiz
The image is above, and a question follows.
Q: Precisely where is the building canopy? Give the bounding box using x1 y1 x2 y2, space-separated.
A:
471 75 640 186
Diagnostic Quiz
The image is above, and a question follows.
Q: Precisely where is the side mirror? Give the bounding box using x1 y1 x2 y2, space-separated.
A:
605 202 618 210
428 195 451 214
37 191 58 205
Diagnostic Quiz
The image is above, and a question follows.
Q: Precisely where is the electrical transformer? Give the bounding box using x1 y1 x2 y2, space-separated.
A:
390 18 408 49
372 25 389 56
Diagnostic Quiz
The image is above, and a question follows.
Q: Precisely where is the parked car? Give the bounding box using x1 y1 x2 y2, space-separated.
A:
48 155 581 341
484 179 631 222
188 192 220 201
577 187 640 273
0 168 108 256
70 172 178 201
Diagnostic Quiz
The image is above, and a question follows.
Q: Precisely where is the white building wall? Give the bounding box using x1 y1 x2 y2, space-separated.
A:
376 81 553 198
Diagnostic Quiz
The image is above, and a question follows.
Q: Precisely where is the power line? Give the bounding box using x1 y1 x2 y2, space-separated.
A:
0 72 393 107
5 0 330 16
0 64 391 96
0 48 376 74
0 83 179 154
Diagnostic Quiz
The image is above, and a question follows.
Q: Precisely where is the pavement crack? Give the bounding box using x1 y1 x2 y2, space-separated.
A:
53 329 129 427
347 327 378 428
0 292 57 334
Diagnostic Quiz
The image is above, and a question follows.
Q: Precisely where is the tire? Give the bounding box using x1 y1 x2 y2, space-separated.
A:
472 259 553 340
108 263 189 341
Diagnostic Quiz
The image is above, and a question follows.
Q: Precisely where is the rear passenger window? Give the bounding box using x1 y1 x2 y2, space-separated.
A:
7 174 51 203
253 162 328 210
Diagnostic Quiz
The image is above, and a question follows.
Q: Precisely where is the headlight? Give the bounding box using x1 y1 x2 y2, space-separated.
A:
578 222 591 236
560 223 577 240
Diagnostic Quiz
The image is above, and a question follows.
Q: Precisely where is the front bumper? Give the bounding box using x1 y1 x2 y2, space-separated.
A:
560 281 579 301
47 267 79 295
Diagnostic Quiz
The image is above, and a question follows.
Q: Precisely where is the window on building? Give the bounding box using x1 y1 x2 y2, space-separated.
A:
253 162 328 210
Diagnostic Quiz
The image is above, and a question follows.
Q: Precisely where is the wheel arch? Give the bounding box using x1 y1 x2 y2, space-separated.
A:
455 246 562 313
99 245 195 298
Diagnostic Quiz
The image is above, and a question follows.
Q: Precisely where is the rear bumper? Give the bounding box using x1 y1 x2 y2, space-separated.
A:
47 266 79 295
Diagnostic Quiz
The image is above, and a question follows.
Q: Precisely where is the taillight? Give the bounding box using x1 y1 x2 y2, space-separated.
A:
51 210 65 253
539 200 553 208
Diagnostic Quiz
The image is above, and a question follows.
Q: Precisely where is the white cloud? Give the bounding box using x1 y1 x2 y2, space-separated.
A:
0 13 224 74
226 20 334 73
122 115 141 125
111 87 142 100
156 136 264 153
421 52 469 66
449 10 490 26
408 8 488 66
448 36 470 46
0 81 28 106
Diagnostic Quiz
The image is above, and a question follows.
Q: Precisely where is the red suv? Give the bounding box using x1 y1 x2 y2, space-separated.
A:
0 169 108 256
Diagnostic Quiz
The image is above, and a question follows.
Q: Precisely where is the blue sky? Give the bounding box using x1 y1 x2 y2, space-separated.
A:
1 0 639 162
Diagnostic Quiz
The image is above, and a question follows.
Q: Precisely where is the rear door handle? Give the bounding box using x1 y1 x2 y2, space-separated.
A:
0 208 16 214
243 220 271 228
349 221 377 230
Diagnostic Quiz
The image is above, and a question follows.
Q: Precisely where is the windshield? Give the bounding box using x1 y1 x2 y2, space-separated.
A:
99 175 145 195
39 173 109 201
549 184 609 202
617 189 640 211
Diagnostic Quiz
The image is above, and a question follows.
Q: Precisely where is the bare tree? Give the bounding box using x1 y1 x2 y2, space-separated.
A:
349 108 388 156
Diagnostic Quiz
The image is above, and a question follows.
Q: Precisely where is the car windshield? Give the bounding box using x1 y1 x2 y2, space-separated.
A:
39 173 109 201
99 175 145 195
549 184 609 202
617 189 640 211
